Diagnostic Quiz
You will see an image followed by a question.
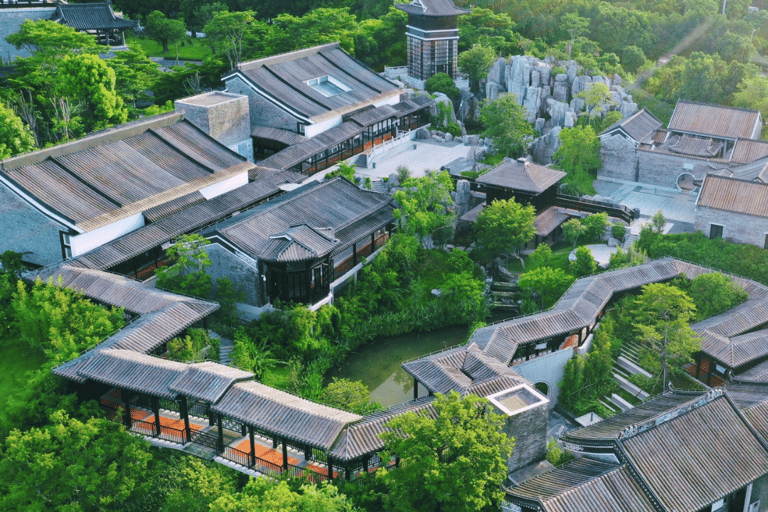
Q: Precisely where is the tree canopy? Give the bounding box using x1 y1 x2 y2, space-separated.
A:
480 94 535 158
380 391 514 512
156 234 213 298
392 171 456 248
0 104 35 159
553 126 601 196
457 43 496 93
475 198 536 265
518 266 575 310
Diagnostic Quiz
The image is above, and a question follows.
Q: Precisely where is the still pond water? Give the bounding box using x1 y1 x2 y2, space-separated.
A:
331 326 470 407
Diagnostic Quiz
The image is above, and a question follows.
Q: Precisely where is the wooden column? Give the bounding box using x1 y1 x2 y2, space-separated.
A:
695 353 702 379
249 426 256 467
345 466 352 480
123 390 133 429
180 396 192 443
241 422 247 436
304 445 312 460
352 243 357 266
395 456 400 468
273 436 278 448
282 439 289 471
217 415 224 453
363 457 369 474
327 456 334 481
207 405 215 426
413 379 419 400
152 396 161 437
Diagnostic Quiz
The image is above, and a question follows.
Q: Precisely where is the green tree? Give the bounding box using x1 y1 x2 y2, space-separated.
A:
425 72 461 108
634 283 700 389
145 10 187 54
562 218 586 248
457 43 496 93
480 94 535 157
56 54 128 134
321 378 383 415
518 266 575 309
553 126 601 196
582 212 609 242
354 7 407 71
622 45 647 74
393 170 456 248
380 391 514 512
0 411 153 511
268 8 359 55
651 210 666 233
13 279 125 362
210 479 358 511
733 75 768 119
458 8 521 55
570 245 598 277
475 198 536 266
109 47 161 109
156 234 213 298
687 272 748 320
230 326 276 380
0 103 35 158
560 12 590 58
203 10 256 71
529 243 553 269
576 83 615 125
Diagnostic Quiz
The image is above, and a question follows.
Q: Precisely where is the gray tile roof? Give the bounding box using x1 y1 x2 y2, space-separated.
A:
697 175 768 218
0 7 56 62
622 396 768 512
669 101 762 140
78 349 187 399
507 458 656 512
211 381 362 451
476 158 566 194
600 108 662 143
396 0 469 17
169 362 253 403
53 2 137 30
212 177 393 262
0 114 250 231
229 43 401 123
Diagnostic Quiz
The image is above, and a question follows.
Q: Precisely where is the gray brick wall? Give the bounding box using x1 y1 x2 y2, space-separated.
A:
502 402 548 472
599 135 638 182
600 136 717 188
206 244 262 305
0 181 66 267
694 207 768 248
225 76 302 132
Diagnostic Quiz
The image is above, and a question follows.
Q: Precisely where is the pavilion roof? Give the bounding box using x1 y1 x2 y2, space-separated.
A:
53 2 138 31
600 108 662 144
395 0 469 17
476 158 566 194
211 381 361 451
211 177 393 263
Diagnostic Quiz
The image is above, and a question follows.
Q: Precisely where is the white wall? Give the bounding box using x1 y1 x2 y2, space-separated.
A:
200 172 249 200
69 213 145 256
304 116 343 139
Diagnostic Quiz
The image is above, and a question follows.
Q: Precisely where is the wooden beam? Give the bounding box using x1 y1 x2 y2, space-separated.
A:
282 439 289 471
180 396 192 443
152 396 161 438
249 426 256 468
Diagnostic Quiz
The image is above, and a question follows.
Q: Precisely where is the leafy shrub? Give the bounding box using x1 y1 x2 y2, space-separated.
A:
611 223 627 241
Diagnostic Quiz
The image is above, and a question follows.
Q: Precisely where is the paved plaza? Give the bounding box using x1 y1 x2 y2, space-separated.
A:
355 139 487 179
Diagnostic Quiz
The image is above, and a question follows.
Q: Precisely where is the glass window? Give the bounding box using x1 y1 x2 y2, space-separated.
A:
710 224 724 239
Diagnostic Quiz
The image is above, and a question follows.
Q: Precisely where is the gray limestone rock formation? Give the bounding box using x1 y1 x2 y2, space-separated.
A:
524 86 543 123
488 58 507 90
553 74 569 103
531 125 562 164
486 81 500 102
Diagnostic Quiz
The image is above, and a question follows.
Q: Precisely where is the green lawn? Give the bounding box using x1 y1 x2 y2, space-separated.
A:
126 34 213 61
0 341 46 422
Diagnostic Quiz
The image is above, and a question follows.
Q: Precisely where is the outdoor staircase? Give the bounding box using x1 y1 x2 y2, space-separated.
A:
622 233 640 252
219 342 234 366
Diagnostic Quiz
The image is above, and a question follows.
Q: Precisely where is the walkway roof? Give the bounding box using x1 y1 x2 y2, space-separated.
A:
212 381 361 451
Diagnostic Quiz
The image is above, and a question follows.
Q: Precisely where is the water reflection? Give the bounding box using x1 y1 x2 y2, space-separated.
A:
331 326 469 407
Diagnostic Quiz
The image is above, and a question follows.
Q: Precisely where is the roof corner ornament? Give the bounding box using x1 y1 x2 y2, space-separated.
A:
619 424 638 439
706 388 723 401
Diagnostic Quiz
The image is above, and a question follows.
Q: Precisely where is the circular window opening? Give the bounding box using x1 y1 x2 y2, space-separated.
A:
676 172 695 191
535 382 550 396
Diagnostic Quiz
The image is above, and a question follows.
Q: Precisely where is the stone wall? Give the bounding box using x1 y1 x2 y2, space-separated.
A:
501 401 548 472
694 207 768 248
206 243 262 306
225 76 302 133
175 93 251 147
598 134 638 182
0 181 67 267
